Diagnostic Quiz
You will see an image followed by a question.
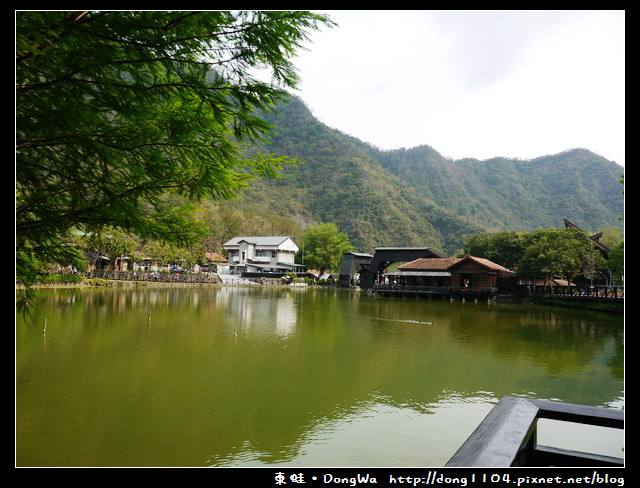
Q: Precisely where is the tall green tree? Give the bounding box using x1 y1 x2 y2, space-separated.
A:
84 227 141 272
516 228 605 285
300 223 353 275
462 232 491 258
16 11 334 308
607 241 624 285
462 230 525 269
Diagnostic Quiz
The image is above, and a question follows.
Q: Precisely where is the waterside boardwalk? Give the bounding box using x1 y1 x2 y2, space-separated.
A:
528 284 624 300
372 284 498 301
371 283 624 306
527 284 623 312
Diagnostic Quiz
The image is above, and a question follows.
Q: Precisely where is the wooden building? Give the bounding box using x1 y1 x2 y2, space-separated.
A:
392 255 514 287
338 251 374 287
376 255 515 300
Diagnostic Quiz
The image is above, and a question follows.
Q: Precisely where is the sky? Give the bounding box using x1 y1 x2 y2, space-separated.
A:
289 10 625 167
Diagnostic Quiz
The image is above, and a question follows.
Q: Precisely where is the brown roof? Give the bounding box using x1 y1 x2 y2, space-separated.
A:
399 256 514 275
453 256 513 274
531 278 574 287
398 258 462 271
204 252 228 263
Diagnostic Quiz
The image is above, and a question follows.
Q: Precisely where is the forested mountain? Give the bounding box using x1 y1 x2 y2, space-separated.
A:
222 96 624 256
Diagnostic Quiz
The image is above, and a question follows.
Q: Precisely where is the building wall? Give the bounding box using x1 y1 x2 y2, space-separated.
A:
452 273 496 288
277 249 295 265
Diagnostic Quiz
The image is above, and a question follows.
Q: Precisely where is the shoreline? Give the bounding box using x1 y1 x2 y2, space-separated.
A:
18 280 623 314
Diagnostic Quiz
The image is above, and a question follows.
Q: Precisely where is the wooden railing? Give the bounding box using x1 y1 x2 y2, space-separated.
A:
373 285 498 294
86 270 220 283
446 396 624 467
528 285 624 299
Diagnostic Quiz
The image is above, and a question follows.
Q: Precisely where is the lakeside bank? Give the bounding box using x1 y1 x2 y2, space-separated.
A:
19 274 623 315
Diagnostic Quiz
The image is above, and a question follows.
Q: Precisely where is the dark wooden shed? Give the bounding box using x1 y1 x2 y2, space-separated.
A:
358 247 443 289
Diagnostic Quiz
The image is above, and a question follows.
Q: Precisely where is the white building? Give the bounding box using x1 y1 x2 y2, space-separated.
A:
222 236 303 274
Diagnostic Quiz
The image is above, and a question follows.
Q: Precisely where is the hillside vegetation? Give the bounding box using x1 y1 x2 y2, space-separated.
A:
223 96 623 256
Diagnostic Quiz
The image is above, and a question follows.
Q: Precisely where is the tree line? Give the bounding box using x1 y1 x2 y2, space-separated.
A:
31 220 351 280
462 228 623 286
31 219 624 295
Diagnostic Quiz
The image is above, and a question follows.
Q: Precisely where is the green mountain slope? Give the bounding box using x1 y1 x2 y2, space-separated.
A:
373 145 624 233
234 96 623 256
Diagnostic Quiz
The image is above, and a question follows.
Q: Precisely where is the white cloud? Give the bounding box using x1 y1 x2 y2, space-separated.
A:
292 10 625 166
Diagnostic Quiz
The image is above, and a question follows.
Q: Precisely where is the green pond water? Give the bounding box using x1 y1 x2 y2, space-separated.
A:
15 286 624 467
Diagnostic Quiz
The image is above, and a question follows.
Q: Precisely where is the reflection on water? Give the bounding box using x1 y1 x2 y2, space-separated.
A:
209 391 501 467
16 287 623 467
